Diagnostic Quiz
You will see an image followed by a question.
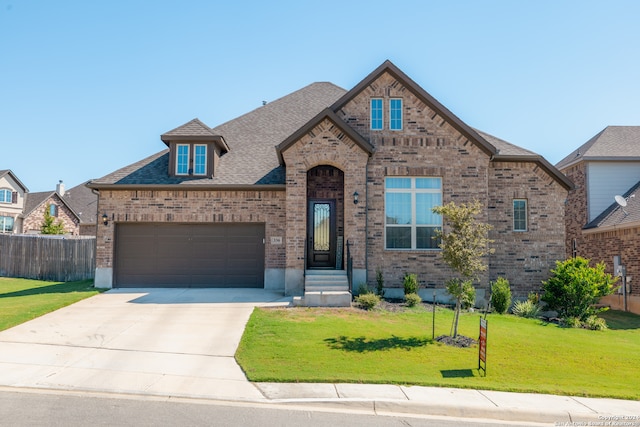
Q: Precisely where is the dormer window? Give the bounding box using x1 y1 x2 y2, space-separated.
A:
175 144 209 176
160 118 229 179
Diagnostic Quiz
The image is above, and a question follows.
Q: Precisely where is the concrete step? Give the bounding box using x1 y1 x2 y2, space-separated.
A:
298 291 352 307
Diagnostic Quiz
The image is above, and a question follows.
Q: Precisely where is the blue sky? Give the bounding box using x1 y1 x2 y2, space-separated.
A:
2 1 639 192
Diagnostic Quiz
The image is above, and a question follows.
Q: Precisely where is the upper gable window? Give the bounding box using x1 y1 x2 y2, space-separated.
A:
390 98 403 130
0 189 12 204
371 98 383 130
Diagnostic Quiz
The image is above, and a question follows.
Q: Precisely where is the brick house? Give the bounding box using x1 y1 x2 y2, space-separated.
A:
88 61 571 305
557 126 640 314
0 169 28 234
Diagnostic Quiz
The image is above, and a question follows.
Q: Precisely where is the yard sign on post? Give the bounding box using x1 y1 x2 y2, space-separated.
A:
478 317 487 376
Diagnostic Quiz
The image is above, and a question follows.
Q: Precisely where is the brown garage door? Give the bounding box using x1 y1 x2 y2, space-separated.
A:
115 223 265 288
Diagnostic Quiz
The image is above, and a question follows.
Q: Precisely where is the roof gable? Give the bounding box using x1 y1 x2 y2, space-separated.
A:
556 126 640 170
0 169 29 192
23 191 81 221
161 118 230 153
276 108 374 164
330 60 497 157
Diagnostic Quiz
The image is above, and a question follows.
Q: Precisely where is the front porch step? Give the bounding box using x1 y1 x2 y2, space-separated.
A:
294 270 351 307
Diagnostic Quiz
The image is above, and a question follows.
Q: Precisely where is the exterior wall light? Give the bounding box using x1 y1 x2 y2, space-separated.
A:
353 191 359 205
101 213 109 226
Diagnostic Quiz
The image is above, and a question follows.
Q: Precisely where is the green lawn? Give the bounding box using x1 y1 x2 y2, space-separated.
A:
236 305 640 400
0 277 102 331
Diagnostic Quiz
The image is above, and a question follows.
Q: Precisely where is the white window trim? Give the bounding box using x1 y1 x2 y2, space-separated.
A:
370 98 383 130
193 144 208 176
390 98 403 131
385 177 442 250
0 188 12 204
176 144 190 176
513 199 528 232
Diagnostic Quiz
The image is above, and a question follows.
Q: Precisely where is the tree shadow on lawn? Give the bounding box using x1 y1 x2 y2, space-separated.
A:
325 335 431 352
0 281 93 299
440 369 476 378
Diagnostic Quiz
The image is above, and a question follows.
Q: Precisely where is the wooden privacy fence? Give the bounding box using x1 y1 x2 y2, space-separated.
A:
0 234 95 282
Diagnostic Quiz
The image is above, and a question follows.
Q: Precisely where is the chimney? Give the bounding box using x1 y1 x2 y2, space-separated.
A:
56 180 65 196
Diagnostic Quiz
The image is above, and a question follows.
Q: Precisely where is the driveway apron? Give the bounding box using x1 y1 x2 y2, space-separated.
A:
0 288 291 401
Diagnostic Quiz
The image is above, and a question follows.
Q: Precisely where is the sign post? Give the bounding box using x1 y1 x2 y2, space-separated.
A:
478 318 487 376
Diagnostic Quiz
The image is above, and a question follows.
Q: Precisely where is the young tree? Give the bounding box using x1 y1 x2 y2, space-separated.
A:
41 204 66 235
433 200 494 338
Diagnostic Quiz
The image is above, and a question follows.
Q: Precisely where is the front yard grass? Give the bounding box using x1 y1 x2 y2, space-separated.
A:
236 305 640 400
0 277 101 331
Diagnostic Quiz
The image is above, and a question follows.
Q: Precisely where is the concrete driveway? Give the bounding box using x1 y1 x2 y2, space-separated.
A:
0 288 291 401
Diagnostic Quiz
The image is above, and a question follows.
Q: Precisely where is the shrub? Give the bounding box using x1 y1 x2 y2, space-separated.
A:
560 316 583 329
404 293 422 307
355 293 380 310
375 268 385 297
490 277 512 314
403 273 419 295
542 257 617 321
357 283 372 295
511 300 542 318
584 315 608 331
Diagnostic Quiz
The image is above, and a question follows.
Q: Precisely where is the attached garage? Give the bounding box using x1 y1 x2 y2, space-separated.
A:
115 223 265 288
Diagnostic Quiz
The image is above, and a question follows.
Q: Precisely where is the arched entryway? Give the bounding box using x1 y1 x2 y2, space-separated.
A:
307 165 344 269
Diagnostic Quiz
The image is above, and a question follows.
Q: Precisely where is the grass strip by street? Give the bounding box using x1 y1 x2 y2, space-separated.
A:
236 305 640 400
0 277 102 331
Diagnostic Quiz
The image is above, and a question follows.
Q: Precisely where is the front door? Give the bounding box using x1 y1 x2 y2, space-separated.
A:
307 199 336 268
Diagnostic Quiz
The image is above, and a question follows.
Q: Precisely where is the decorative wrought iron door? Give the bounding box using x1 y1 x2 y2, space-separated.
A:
307 199 336 268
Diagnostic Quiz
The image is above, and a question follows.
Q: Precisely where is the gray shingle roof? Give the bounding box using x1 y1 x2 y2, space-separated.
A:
556 126 640 170
473 129 536 156
88 63 568 190
162 118 216 138
63 182 98 224
585 180 640 229
91 82 347 186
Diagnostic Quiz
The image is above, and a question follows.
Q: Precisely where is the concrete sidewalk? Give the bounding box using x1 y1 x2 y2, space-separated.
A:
0 289 637 424
255 382 640 425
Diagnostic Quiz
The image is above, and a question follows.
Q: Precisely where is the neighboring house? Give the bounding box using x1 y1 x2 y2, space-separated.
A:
22 181 82 235
88 61 571 306
557 126 640 314
0 170 28 234
62 181 99 236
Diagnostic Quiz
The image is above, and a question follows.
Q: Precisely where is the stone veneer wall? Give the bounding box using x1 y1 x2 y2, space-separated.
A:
488 161 567 296
95 189 287 286
22 196 80 235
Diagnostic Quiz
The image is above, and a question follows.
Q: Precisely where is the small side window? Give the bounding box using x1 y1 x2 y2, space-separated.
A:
194 145 207 175
513 199 527 231
176 144 190 175
50 204 58 217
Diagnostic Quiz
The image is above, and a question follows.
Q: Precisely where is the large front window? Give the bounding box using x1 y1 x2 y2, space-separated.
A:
0 216 14 233
385 177 442 249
